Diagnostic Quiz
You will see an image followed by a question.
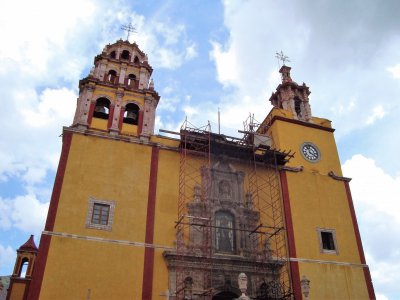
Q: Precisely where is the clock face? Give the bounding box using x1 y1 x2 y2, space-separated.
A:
301 142 321 162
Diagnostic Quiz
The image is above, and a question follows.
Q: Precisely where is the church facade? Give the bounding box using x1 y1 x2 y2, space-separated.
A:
7 39 375 300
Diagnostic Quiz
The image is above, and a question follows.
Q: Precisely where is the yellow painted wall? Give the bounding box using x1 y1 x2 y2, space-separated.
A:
266 111 369 298
9 283 25 300
37 110 370 299
298 263 369 300
90 117 108 131
40 237 144 300
40 133 156 298
121 123 138 136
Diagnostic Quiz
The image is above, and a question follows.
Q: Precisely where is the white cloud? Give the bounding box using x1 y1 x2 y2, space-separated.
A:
387 64 400 79
20 88 77 128
366 105 386 125
210 41 239 87
0 195 49 234
343 154 400 298
0 244 14 273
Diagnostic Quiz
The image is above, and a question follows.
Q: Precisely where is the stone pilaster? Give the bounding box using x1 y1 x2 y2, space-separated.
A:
73 85 95 128
109 90 124 135
119 65 127 85
140 95 156 138
139 68 149 90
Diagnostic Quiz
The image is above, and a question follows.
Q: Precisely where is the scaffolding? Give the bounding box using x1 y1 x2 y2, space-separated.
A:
243 114 293 299
162 113 294 299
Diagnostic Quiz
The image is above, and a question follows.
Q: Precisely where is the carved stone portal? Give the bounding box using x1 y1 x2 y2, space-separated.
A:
163 158 283 299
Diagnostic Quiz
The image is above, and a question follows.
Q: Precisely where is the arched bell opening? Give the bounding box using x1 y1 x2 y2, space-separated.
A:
110 51 116 59
18 257 29 278
93 98 111 120
133 56 140 64
294 97 302 118
123 103 140 125
127 74 136 88
121 50 130 60
106 70 117 84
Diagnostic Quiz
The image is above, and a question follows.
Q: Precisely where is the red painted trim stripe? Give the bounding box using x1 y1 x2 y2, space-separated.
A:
280 170 302 300
45 131 72 231
26 234 51 300
344 182 376 299
270 115 335 133
141 146 159 300
27 131 73 300
87 102 95 127
118 107 125 130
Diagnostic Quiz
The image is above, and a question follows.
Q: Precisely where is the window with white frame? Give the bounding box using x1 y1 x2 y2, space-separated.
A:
317 228 338 254
86 198 116 231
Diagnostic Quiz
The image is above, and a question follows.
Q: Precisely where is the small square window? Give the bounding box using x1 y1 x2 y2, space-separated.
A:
86 197 115 231
317 228 338 254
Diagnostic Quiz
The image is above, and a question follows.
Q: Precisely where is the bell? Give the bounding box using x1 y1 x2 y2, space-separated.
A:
126 111 137 120
94 105 105 113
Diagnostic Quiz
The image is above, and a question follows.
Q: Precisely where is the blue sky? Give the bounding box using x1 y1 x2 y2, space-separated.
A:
0 0 400 299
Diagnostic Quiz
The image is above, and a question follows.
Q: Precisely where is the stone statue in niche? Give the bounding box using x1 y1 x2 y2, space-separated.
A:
194 184 201 202
219 180 231 198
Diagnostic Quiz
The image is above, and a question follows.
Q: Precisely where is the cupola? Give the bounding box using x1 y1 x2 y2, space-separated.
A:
269 65 312 122
72 39 160 140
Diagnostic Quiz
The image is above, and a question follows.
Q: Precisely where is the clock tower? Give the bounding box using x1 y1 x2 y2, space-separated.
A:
259 65 375 299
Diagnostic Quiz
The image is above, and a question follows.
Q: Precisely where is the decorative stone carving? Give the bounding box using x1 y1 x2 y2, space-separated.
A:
269 65 312 122
164 158 284 299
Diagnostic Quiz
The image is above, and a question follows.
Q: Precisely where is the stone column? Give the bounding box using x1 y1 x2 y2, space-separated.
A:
73 85 95 129
109 91 124 135
140 95 156 139
138 68 149 90
119 65 127 85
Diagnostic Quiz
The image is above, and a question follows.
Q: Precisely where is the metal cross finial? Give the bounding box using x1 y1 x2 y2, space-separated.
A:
121 23 137 41
275 50 290 66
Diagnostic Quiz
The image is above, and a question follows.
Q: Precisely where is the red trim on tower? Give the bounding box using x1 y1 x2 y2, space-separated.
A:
26 235 51 300
344 182 376 299
270 115 335 133
141 147 159 300
118 107 125 130
45 132 72 231
138 111 144 136
87 102 95 127
27 131 73 300
107 105 115 130
280 170 302 300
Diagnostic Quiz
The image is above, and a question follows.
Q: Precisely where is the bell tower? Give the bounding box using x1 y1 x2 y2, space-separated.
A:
6 235 38 300
269 65 312 122
72 39 159 140
261 65 375 299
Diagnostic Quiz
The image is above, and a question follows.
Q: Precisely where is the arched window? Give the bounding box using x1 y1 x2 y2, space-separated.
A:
107 70 117 83
18 257 29 278
294 97 302 118
123 103 140 125
133 56 140 64
110 51 116 59
93 98 110 119
127 74 136 87
184 277 193 299
215 211 235 253
121 50 130 60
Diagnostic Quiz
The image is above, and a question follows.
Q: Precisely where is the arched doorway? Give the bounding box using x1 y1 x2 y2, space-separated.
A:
212 291 239 300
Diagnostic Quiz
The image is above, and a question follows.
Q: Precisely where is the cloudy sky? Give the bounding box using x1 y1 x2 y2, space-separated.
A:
0 0 399 298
